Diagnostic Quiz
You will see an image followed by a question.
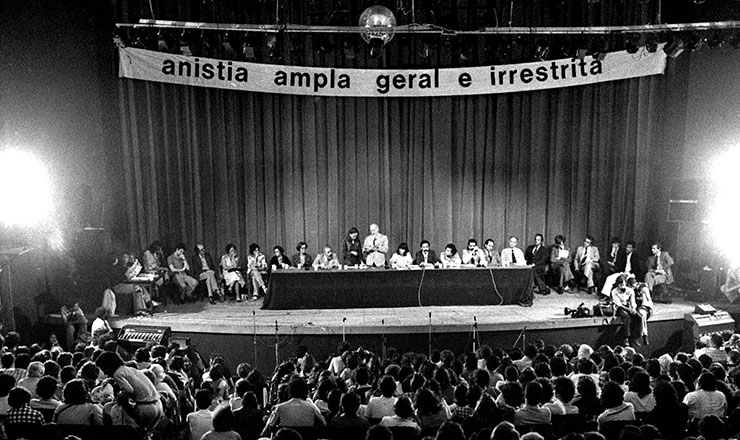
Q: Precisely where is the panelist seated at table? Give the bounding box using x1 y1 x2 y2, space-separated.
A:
440 244 462 268
461 239 486 267
270 246 293 273
501 236 527 267
248 243 268 300
389 242 414 269
291 241 313 270
483 239 502 267
413 240 442 268
313 246 341 270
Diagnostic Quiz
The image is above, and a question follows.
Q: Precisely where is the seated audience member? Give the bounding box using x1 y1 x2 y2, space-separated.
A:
0 353 26 383
623 371 655 414
202 404 242 440
491 421 520 440
550 235 574 294
572 377 602 420
6 386 45 426
574 236 601 294
525 234 550 295
379 396 421 436
414 388 448 432
291 242 314 270
328 392 371 436
462 239 485 267
264 377 326 433
30 375 61 422
501 236 526 267
436 421 466 440
450 383 475 423
544 376 579 416
17 361 44 398
596 381 636 426
483 239 503 267
96 351 164 433
461 392 509 437
313 246 341 270
365 375 398 421
683 372 727 420
233 391 265 440
645 242 675 294
698 414 725 440
413 240 442 268
247 243 268 300
53 378 103 425
366 425 393 440
644 382 688 440
342 228 363 267
440 244 462 268
270 246 293 273
91 306 114 345
389 243 414 269
168 243 199 302
0 374 16 417
188 389 215 440
193 243 222 304
221 244 246 302
514 381 552 426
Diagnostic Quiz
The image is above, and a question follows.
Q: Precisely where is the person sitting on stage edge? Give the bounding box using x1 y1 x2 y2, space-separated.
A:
525 233 550 295
628 274 653 345
645 242 674 302
221 243 246 302
413 240 441 268
270 246 292 273
192 243 222 305
389 242 414 269
313 246 341 270
363 224 389 267
483 239 502 267
291 242 313 270
462 239 485 267
601 239 641 298
248 243 268 301
168 243 199 304
440 243 462 268
501 236 526 267
610 274 639 346
549 235 574 294
342 228 363 267
574 235 600 294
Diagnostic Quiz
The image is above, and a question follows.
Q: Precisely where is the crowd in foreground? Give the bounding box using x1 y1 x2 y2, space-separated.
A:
1 328 740 440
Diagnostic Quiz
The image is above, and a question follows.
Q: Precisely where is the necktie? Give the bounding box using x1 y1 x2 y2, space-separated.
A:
653 256 658 270
423 251 428 263
511 249 517 264
580 247 588 266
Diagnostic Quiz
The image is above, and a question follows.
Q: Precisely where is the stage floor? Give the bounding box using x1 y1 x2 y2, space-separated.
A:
110 288 698 337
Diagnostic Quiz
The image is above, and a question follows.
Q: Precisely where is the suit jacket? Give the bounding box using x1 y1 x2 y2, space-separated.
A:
524 244 549 268
615 250 641 277
461 248 485 265
291 253 314 269
574 246 600 269
413 249 441 266
363 233 389 266
645 251 674 284
501 247 526 267
605 245 624 266
549 245 571 265
191 252 217 276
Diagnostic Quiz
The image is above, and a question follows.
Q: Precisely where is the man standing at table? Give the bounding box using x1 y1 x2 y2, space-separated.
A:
501 236 526 267
363 224 389 267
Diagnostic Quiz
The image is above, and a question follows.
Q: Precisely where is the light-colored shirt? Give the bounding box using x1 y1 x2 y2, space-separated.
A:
389 253 413 269
364 396 397 419
501 247 526 267
313 253 341 270
112 366 161 403
363 233 389 267
267 398 326 429
683 389 727 419
187 408 214 440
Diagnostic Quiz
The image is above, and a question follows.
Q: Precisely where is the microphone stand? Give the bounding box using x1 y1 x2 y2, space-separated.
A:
252 311 257 366
428 312 432 359
342 317 346 342
274 320 279 367
381 319 386 359
512 326 527 349
472 316 478 353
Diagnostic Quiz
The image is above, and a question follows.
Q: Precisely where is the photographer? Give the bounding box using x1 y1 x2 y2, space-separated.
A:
611 275 639 346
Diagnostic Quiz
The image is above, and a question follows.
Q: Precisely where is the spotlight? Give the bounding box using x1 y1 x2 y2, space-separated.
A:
242 42 255 60
0 149 53 228
592 39 608 61
663 36 685 58
179 31 193 56
534 39 550 61
359 5 397 58
157 31 170 52
625 40 639 54
645 36 658 53
220 33 236 59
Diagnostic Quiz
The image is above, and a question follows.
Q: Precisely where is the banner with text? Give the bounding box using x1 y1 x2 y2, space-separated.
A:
119 46 667 97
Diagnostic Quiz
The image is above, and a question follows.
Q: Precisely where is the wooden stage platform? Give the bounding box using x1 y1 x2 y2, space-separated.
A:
110 289 714 373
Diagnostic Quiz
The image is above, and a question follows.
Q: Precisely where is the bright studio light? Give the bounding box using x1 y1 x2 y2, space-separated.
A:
709 148 740 267
0 149 53 227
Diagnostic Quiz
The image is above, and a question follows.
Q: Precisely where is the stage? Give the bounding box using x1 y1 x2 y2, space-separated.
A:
107 287 723 373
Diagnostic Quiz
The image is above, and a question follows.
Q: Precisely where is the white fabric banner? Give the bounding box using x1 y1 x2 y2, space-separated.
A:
118 46 666 97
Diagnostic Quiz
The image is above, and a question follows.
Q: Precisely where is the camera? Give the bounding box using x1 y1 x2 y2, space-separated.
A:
564 303 591 318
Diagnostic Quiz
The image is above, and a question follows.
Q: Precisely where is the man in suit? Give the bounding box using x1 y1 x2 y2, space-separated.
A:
461 239 485 266
413 240 441 267
601 240 642 297
363 223 389 267
483 238 502 267
192 243 222 304
501 236 526 267
525 233 550 295
603 237 624 280
574 235 600 294
645 242 674 291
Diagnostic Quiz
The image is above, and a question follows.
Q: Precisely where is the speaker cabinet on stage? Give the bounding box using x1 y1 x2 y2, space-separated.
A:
683 307 735 352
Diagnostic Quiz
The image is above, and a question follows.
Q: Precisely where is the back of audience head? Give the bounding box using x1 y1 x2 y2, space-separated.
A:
394 395 414 418
553 376 576 403
520 433 544 440
698 372 718 391
211 404 235 432
699 414 725 440
436 421 465 440
617 425 643 440
36 375 58 400
366 425 393 440
8 386 31 409
601 381 625 409
491 421 519 440
0 374 16 397
195 388 212 410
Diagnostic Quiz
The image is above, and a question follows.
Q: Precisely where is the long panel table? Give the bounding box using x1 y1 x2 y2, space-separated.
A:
261 266 534 310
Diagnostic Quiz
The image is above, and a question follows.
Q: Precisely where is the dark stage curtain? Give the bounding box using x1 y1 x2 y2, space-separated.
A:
117 75 666 257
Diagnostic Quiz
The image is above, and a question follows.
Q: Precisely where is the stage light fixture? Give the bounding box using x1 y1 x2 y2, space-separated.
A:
0 149 53 228
592 39 608 61
645 35 658 53
343 40 356 60
663 35 685 58
179 31 193 56
242 41 255 59
625 39 639 54
706 32 724 49
157 31 170 52
534 39 550 61
359 5 397 58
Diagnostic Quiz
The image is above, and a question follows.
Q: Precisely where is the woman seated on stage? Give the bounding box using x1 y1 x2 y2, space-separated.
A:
248 243 268 301
389 243 413 269
142 240 168 285
270 246 292 273
342 227 362 267
221 243 246 302
291 241 313 270
440 244 462 268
